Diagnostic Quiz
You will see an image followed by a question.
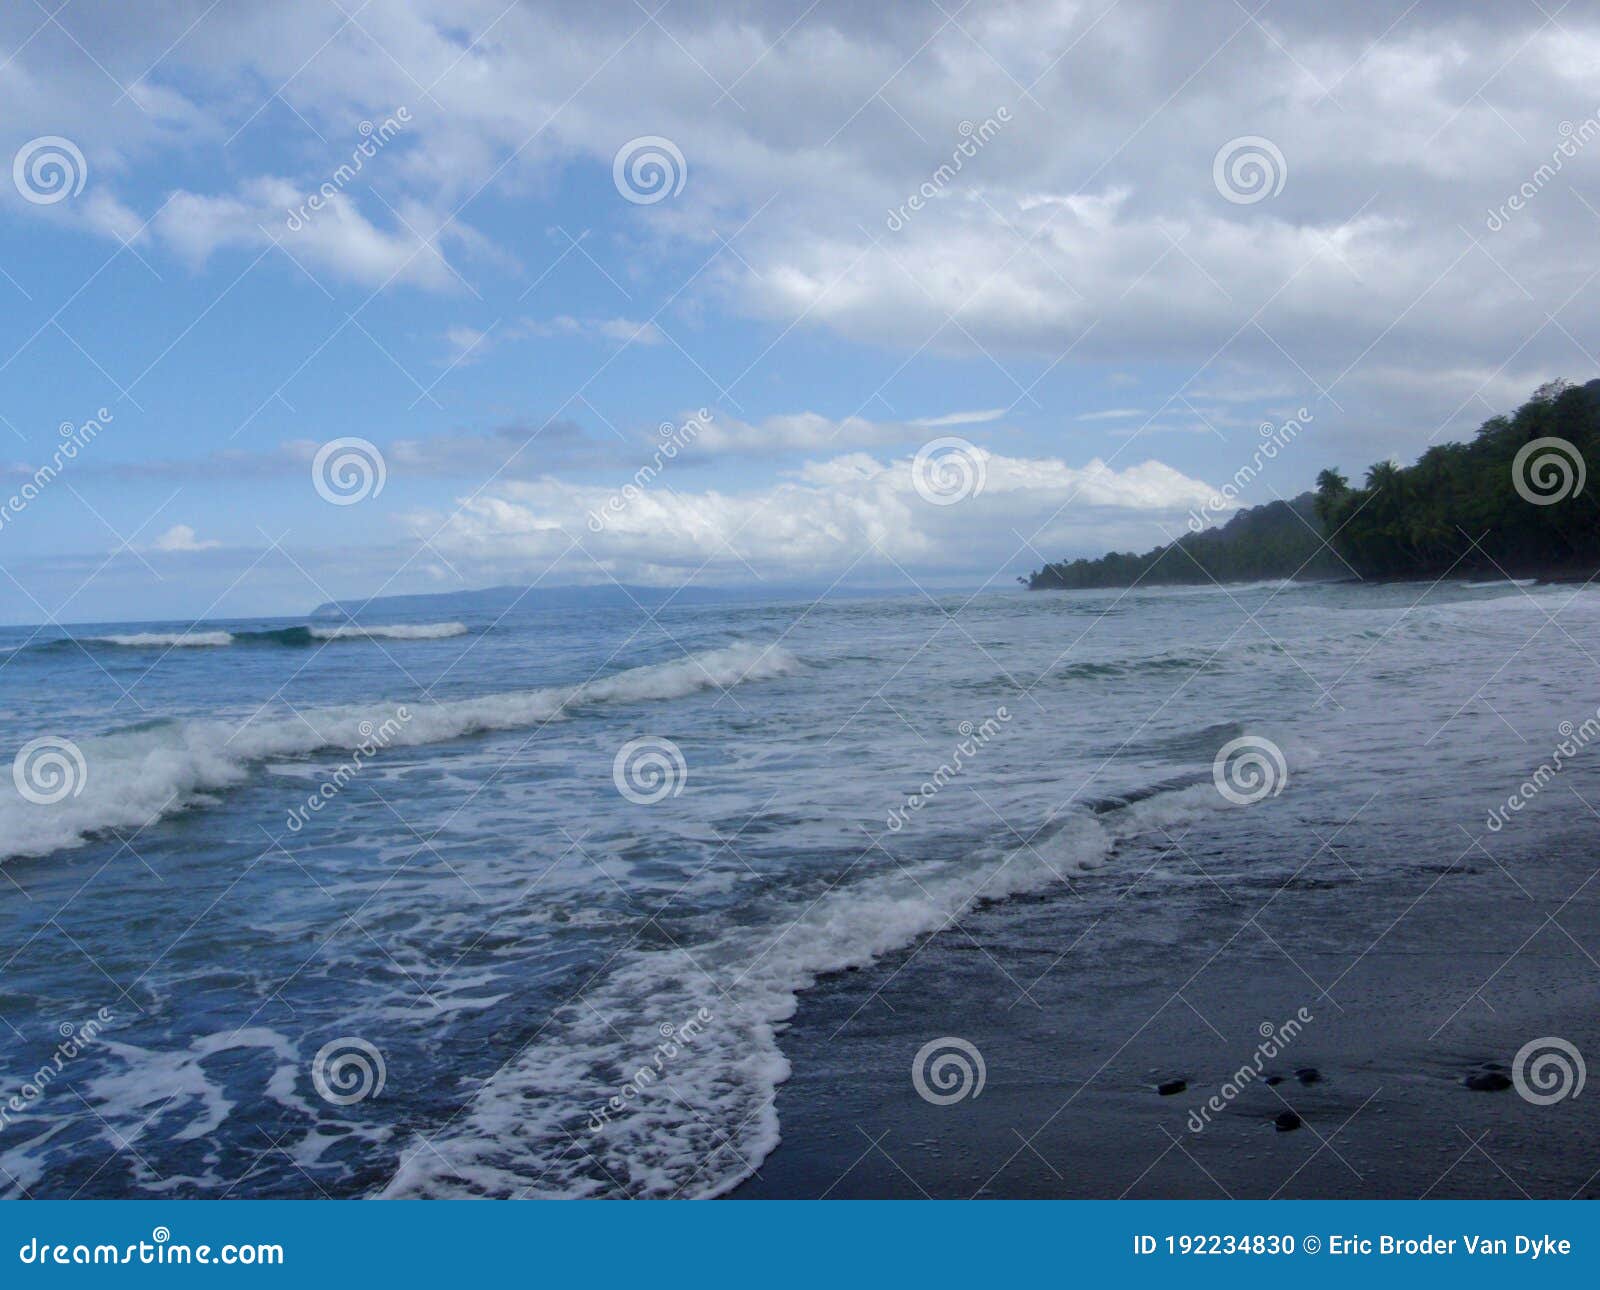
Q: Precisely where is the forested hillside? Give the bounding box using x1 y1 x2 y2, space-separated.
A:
1028 380 1598 591
1314 379 1600 579
1026 493 1342 589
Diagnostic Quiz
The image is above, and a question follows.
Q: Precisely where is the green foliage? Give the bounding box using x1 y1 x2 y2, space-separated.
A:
1314 378 1600 578
1026 493 1343 589
1027 380 1600 591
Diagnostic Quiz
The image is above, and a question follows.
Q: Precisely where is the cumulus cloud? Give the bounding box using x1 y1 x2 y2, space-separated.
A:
689 411 913 456
148 524 219 552
12 2 1596 427
6 0 1599 612
412 446 1219 586
681 409 1030 457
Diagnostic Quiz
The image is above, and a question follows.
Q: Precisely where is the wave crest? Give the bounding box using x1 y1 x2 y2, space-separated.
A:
89 632 235 648
308 622 468 641
0 642 799 860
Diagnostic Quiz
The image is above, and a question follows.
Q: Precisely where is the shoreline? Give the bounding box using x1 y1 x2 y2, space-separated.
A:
730 808 1600 1199
1028 567 1600 593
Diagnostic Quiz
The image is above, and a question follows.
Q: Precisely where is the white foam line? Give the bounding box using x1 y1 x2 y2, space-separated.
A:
310 622 469 641
0 642 800 860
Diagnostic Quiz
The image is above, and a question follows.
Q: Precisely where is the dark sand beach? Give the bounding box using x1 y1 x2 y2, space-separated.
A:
735 806 1600 1199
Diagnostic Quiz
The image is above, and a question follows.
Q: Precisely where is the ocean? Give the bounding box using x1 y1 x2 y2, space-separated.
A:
0 578 1594 1198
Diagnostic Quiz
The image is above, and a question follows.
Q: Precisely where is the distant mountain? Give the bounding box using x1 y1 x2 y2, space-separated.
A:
310 582 885 619
1026 493 1343 590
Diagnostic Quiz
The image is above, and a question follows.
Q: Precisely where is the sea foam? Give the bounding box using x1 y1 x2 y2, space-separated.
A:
378 761 1298 1201
308 622 469 641
0 642 799 860
79 622 470 648
89 632 236 648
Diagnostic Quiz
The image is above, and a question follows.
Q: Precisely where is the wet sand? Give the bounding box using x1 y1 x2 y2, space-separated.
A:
733 809 1600 1199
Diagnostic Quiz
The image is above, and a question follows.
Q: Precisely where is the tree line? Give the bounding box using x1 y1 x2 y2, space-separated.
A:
1313 378 1599 578
1025 493 1343 589
1026 379 1598 590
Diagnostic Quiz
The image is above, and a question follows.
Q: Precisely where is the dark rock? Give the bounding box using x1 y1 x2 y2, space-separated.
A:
1263 1074 1284 1086
1157 1079 1187 1096
1295 1067 1321 1085
1465 1070 1512 1091
1274 1111 1302 1132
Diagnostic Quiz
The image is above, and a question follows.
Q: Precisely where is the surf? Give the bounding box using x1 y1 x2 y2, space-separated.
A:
0 641 800 860
59 622 472 650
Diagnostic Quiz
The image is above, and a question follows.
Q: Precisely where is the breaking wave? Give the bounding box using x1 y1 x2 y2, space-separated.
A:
308 622 469 641
90 632 236 648
379 778 1253 1200
0 642 799 860
56 622 471 651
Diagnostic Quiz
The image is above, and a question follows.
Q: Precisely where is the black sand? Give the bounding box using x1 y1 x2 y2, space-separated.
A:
732 804 1600 1199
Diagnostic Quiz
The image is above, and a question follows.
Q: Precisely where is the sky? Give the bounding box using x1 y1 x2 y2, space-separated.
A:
1 0 1597 625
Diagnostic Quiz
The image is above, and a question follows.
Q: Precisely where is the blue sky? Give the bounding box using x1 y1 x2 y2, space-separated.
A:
1 0 1595 625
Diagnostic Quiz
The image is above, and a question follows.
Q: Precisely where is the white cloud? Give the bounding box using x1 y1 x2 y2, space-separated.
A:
687 409 1019 456
690 412 909 456
152 178 464 291
440 315 663 363
911 408 1007 427
413 446 1219 586
525 316 664 346
441 324 492 365
149 524 219 553
7 0 1598 490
